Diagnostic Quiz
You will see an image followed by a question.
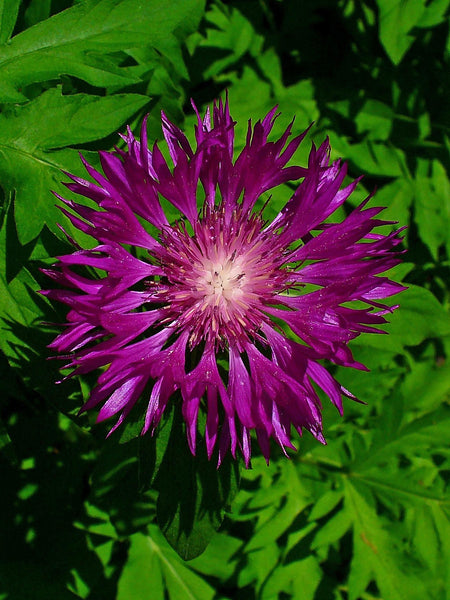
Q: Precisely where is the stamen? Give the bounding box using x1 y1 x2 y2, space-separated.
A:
155 205 290 348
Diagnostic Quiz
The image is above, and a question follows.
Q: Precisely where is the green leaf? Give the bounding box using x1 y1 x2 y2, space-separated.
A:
353 469 447 506
414 160 450 260
0 88 149 244
388 285 450 342
261 556 322 600
370 177 413 228
0 0 21 43
376 0 426 65
359 285 450 352
0 202 49 365
196 3 261 79
332 138 409 177
188 532 242 579
89 438 157 537
308 489 343 522
311 506 352 549
417 0 450 28
346 479 429 600
117 532 164 600
361 405 450 470
236 541 280 590
245 461 310 552
117 528 215 600
355 99 394 140
429 503 450 593
2 89 150 150
24 0 51 29
155 404 240 560
74 502 119 540
0 0 206 101
401 352 450 412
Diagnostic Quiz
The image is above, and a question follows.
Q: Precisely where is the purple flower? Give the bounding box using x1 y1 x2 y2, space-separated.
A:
42 97 405 467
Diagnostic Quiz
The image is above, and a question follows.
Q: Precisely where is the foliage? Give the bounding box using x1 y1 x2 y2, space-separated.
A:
0 0 449 598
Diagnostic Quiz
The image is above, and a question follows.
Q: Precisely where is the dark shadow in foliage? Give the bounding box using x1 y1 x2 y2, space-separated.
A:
282 512 315 564
5 214 37 285
277 508 347 600
86 395 241 560
1 201 87 414
2 316 86 418
0 386 124 599
402 212 450 304
88 434 158 538
5 202 72 284
190 0 449 179
272 0 450 168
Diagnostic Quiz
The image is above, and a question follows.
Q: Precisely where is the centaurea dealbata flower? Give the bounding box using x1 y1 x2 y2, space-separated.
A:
42 98 405 467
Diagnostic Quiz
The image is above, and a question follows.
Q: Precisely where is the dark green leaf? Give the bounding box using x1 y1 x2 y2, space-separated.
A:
155 404 240 560
89 437 157 537
24 0 52 29
0 416 15 461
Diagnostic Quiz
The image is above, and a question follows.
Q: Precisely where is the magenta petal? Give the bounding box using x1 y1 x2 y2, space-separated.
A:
229 346 255 428
96 375 146 422
240 425 252 468
142 378 163 436
182 393 201 455
141 376 174 436
205 386 219 460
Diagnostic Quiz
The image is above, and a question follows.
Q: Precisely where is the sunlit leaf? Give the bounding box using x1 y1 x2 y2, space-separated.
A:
346 480 431 600
0 88 149 244
0 0 206 101
414 160 450 260
117 528 215 600
376 0 425 64
0 0 21 43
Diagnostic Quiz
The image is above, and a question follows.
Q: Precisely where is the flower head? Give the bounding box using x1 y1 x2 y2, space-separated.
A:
43 97 405 467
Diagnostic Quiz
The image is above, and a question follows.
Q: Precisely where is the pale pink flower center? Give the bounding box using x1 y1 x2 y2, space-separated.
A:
198 257 245 304
158 208 289 349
